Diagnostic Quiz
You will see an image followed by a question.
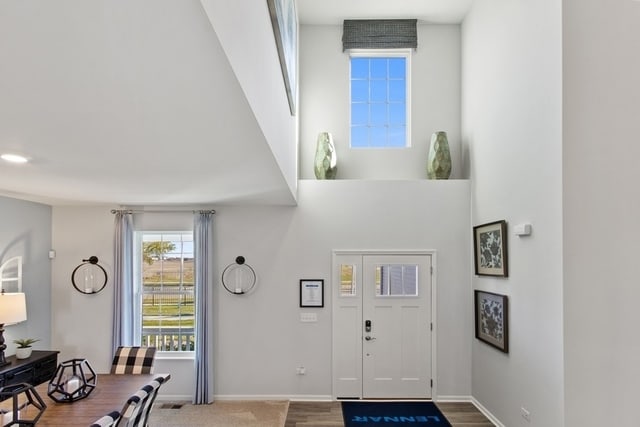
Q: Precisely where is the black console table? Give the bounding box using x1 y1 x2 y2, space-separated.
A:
0 350 59 388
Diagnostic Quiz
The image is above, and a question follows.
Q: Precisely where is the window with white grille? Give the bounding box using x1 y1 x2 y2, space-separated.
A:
135 232 195 352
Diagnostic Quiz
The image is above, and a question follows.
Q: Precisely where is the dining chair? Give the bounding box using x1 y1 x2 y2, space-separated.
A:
89 410 121 427
133 375 168 427
110 346 156 374
116 374 169 427
115 385 153 427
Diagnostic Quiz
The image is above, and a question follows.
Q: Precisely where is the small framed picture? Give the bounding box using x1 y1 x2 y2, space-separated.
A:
473 220 508 277
300 279 324 307
474 290 509 353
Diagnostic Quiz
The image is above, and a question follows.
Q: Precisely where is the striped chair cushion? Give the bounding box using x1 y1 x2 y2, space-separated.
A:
110 346 156 374
133 379 163 426
89 410 121 427
118 386 151 426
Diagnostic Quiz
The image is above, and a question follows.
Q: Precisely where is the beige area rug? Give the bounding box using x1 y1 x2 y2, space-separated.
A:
149 400 290 427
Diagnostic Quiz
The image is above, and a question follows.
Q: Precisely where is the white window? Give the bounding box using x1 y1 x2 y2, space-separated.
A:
376 264 418 297
350 49 411 148
134 231 195 352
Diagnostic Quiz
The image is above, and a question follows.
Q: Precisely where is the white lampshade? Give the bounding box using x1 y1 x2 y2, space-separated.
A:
0 293 27 325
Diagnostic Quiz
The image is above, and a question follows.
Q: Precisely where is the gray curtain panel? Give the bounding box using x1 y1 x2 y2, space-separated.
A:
112 210 135 356
193 211 215 404
342 19 417 51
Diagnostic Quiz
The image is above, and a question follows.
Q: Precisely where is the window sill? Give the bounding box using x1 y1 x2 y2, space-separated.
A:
156 351 195 361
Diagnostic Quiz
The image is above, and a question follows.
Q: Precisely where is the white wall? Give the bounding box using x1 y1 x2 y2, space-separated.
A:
462 0 563 426
50 206 200 400
0 196 52 354
563 0 640 425
51 206 117 370
200 0 298 198
299 24 461 180
49 180 471 399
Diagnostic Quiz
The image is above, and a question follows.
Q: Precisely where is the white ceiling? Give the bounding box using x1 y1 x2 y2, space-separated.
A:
0 0 472 207
0 1 294 207
296 0 473 25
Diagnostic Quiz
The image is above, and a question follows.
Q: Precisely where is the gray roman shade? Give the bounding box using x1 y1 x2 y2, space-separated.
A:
342 19 417 51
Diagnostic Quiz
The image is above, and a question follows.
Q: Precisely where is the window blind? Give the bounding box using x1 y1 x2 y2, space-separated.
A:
342 19 417 51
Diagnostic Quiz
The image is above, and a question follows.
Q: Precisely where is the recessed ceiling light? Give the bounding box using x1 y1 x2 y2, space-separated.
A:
1 153 29 164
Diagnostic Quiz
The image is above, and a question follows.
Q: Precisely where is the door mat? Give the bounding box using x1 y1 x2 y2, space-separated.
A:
342 401 452 426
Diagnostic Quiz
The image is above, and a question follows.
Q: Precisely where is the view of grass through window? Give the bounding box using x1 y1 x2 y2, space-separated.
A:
141 232 194 351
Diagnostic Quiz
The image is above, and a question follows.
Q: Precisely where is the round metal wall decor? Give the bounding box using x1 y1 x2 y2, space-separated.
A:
222 256 256 295
71 256 107 294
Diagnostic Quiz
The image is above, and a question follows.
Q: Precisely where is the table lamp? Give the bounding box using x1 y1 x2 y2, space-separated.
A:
0 291 27 367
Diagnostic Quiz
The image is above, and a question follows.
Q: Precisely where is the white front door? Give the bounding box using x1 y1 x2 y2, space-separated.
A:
332 252 433 399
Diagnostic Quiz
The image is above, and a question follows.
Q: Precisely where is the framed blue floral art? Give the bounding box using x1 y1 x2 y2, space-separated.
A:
473 220 508 277
475 290 509 353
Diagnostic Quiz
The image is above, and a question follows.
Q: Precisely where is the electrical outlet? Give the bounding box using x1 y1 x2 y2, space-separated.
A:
296 367 306 375
521 407 531 422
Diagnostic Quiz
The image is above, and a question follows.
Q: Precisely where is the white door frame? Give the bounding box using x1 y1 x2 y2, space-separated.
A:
331 249 438 400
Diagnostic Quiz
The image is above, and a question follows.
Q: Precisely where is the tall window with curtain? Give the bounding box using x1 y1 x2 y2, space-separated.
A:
113 209 215 404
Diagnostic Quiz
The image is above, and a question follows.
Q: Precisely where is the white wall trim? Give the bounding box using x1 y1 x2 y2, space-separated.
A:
430 251 438 400
156 394 192 402
215 394 332 401
157 394 332 402
434 394 474 402
435 395 503 427
470 396 505 427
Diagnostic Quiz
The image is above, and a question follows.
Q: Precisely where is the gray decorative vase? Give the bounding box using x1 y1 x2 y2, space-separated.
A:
426 131 452 179
314 132 337 179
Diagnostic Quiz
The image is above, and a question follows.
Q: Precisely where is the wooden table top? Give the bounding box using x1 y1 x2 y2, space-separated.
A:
32 373 171 427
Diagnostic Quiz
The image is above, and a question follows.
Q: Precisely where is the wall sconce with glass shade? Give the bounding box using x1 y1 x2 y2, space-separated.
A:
0 291 27 367
71 256 108 294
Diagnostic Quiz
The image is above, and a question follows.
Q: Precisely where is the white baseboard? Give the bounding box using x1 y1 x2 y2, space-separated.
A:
156 394 193 402
434 394 474 402
214 394 332 401
156 394 331 402
289 395 334 402
433 395 503 427
470 396 505 427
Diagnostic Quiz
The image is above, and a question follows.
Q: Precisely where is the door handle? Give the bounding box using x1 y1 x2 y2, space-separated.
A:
365 336 376 341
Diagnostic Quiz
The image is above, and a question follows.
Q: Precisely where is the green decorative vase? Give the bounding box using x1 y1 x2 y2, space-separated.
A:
426 131 452 179
314 132 337 179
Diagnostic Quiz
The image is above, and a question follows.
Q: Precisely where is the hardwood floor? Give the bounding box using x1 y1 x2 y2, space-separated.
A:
284 401 495 427
285 401 343 426
437 402 496 426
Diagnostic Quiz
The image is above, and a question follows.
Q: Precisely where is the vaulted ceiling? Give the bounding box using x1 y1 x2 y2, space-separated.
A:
0 0 471 206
